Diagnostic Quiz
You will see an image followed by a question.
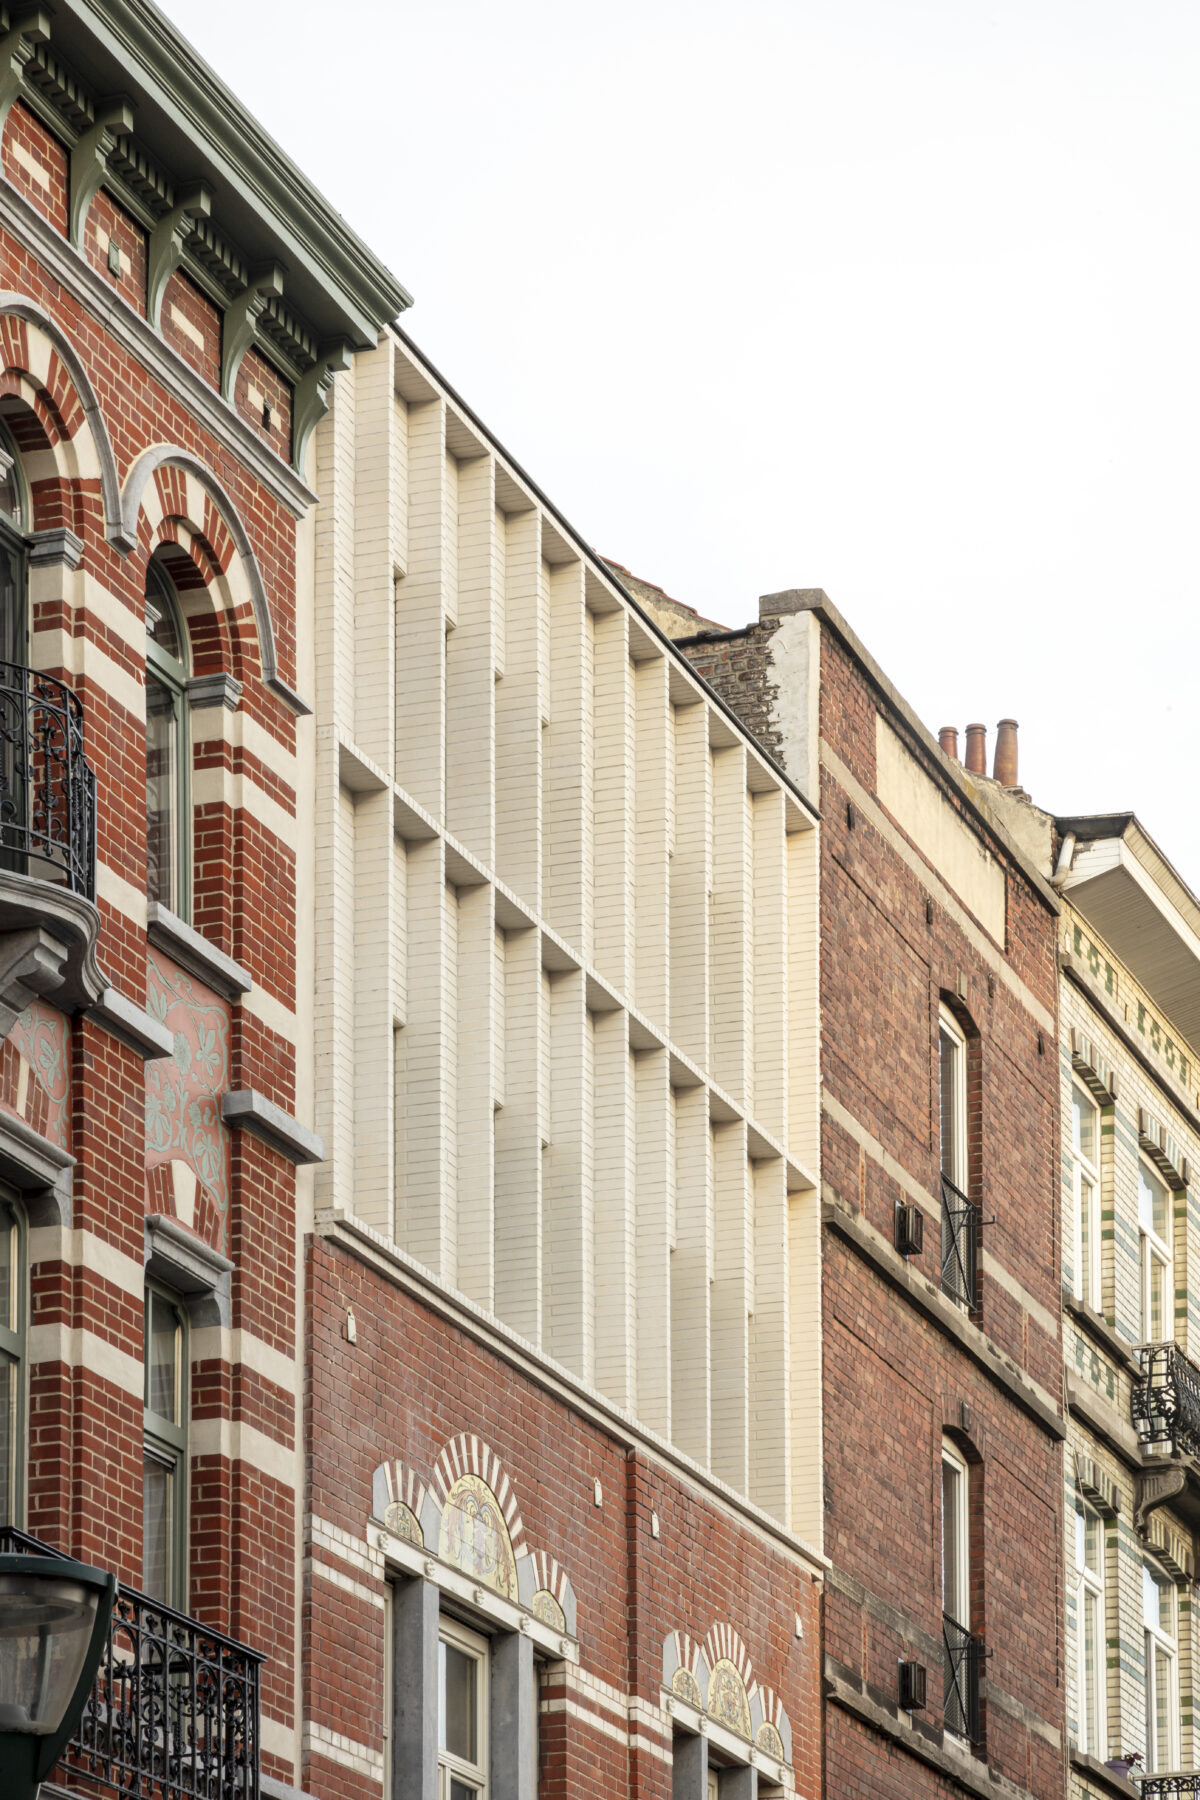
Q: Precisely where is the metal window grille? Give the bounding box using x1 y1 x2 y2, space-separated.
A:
0 662 96 898
942 1613 982 1744
940 1174 980 1310
1132 1342 1200 1461
0 1526 262 1800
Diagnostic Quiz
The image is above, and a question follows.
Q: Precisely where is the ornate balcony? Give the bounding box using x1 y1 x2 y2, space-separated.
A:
940 1174 980 1310
0 1527 263 1800
0 661 96 900
0 663 104 1039
1132 1342 1200 1462
1140 1777 1200 1796
942 1612 983 1745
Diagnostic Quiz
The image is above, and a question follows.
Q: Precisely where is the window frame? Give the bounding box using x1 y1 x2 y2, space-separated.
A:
438 1613 489 1799
0 1192 27 1527
938 1006 968 1192
941 1439 970 1631
1143 1559 1179 1772
145 557 192 923
1071 1083 1102 1310
1137 1157 1173 1344
143 1282 188 1609
1072 1500 1106 1758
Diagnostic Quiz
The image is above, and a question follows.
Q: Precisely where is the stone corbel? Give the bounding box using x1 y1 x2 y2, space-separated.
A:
0 8 49 134
292 339 353 471
146 183 212 330
28 527 83 569
0 924 70 1038
220 262 285 404
1134 1464 1188 1534
68 98 136 248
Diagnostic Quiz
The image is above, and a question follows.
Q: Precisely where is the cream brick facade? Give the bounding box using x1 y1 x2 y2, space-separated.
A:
309 331 823 1541
1054 821 1200 1791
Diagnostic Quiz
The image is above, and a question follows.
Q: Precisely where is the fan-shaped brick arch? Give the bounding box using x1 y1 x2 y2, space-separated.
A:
121 446 287 705
0 292 126 546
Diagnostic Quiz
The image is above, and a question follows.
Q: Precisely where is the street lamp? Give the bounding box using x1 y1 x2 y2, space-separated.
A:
0 1550 115 1800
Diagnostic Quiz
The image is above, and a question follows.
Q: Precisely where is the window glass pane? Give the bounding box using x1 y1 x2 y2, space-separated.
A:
439 1640 478 1763
942 1457 963 1623
0 440 22 528
1082 1588 1100 1752
449 1782 480 1800
1143 1565 1173 1633
146 565 182 661
1072 1088 1096 1162
1079 1174 1095 1303
1083 1509 1101 1576
1139 1162 1169 1239
939 1029 960 1181
0 1353 12 1526
1154 1645 1171 1764
146 1293 179 1424
1148 1253 1167 1342
143 1448 174 1602
146 676 178 912
0 1205 12 1332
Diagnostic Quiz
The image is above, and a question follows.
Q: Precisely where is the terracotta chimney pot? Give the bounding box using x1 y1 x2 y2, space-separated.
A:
938 726 959 761
993 718 1019 787
964 723 987 777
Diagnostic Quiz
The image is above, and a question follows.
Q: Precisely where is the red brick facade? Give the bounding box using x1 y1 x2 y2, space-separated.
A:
0 28 336 1799
681 600 1065 1800
305 1236 824 1799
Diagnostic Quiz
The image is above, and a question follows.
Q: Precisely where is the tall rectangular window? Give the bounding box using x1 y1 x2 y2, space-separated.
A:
939 1008 975 1308
439 1616 488 1798
143 1287 187 1607
1143 1562 1179 1771
1073 1502 1105 1756
1138 1161 1173 1343
1071 1085 1101 1309
942 1439 978 1744
0 1198 24 1525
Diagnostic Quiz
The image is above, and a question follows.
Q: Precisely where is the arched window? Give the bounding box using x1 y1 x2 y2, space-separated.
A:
0 1193 26 1526
145 558 190 920
0 419 28 668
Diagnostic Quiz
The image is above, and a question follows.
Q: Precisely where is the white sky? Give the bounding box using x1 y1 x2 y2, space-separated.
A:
163 0 1200 883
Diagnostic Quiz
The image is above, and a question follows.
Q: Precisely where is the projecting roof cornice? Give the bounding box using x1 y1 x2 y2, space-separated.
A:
1056 813 1200 1054
3 0 409 365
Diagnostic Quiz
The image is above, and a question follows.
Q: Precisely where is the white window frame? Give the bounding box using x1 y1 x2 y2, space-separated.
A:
939 1007 968 1191
941 1439 970 1630
1071 1084 1101 1309
439 1614 489 1799
1073 1501 1106 1757
1143 1560 1179 1772
1138 1158 1173 1344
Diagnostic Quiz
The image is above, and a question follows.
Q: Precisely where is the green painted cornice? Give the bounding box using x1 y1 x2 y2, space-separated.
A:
44 0 411 344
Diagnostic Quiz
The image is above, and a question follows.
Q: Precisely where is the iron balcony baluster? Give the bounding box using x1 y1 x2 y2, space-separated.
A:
1140 1779 1200 1796
1132 1341 1200 1461
940 1173 981 1311
0 660 96 899
0 1526 263 1800
942 1612 983 1745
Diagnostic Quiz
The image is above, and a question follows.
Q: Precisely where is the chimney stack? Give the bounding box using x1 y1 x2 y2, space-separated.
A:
993 719 1018 787
938 726 959 762
964 723 987 776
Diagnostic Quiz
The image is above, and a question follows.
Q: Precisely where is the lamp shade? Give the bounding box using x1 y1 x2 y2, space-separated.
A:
0 1551 115 1795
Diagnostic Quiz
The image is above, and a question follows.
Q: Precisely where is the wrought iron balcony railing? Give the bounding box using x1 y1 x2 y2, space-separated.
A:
0 1527 262 1800
1141 1776 1200 1796
940 1174 980 1311
0 660 96 899
1131 1341 1200 1461
943 1613 982 1745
